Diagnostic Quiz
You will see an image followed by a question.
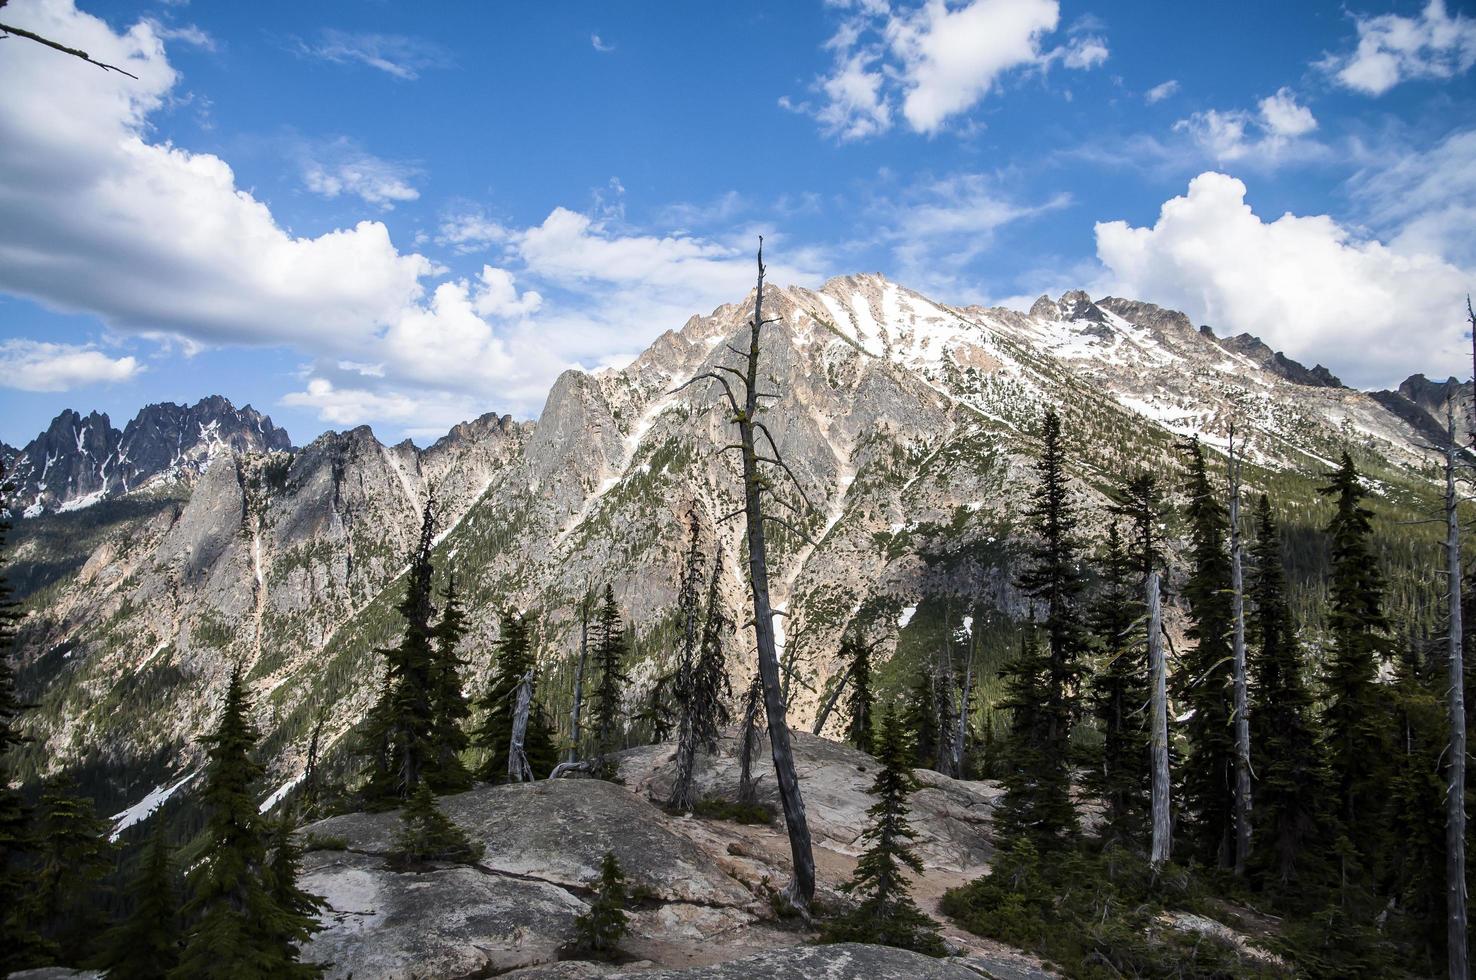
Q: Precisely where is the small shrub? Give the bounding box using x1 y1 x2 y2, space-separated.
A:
692 796 774 825
303 833 348 852
386 784 484 870
574 851 631 957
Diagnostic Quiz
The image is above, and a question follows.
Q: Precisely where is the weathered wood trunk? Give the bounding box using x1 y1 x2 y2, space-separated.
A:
1148 571 1172 869
810 662 854 737
508 670 534 783
567 592 590 764
1446 401 1468 980
1229 430 1252 876
735 250 816 907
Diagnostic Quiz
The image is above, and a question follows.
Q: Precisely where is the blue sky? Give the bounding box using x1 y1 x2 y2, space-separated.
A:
0 0 1473 447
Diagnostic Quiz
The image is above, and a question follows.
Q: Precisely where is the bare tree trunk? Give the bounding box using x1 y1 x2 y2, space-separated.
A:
738 673 763 806
1229 426 1252 877
508 670 534 783
954 632 975 778
1148 571 1172 870
810 661 854 736
1446 399 1468 980
731 244 815 907
567 590 590 764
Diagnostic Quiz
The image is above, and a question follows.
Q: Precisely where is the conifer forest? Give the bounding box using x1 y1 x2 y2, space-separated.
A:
3 1 1476 978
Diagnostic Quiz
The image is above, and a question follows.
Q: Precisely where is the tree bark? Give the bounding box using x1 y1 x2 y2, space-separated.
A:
508 670 534 783
735 246 816 908
1148 571 1172 870
567 591 590 764
1229 427 1252 876
1446 400 1468 980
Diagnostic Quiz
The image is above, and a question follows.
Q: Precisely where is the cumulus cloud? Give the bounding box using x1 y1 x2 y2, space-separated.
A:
295 29 452 80
0 340 141 392
790 0 1106 140
1094 172 1470 388
1321 0 1476 95
435 211 511 253
301 140 420 209
1174 87 1319 165
1144 79 1178 103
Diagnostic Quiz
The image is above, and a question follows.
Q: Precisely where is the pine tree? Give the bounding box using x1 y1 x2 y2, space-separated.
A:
1317 452 1392 883
97 825 180 979
1177 438 1237 868
1112 471 1166 584
1246 497 1325 895
172 666 325 979
35 780 114 958
996 630 1075 849
823 705 944 955
671 536 732 811
388 783 484 869
473 610 535 783
264 813 327 977
901 667 938 769
1086 521 1149 844
1016 409 1088 779
523 700 559 779
843 633 876 755
574 850 630 956
0 462 47 974
589 586 630 759
361 502 439 803
1386 641 1446 967
426 576 473 793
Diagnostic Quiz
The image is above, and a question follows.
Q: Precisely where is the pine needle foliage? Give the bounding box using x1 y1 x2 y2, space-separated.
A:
589 586 631 759
388 783 484 869
822 705 944 956
426 577 473 793
573 850 631 957
473 609 536 783
843 633 876 755
97 825 181 979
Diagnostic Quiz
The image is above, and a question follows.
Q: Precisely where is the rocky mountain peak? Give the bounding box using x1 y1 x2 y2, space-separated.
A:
1055 289 1107 323
6 395 292 516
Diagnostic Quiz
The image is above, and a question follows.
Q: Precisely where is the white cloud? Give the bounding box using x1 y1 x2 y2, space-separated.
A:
591 33 615 53
281 378 480 431
0 340 141 392
1322 0 1476 95
1144 79 1179 103
302 140 420 209
1349 126 1476 268
143 20 215 51
793 0 1106 140
435 211 511 253
296 29 451 80
1175 88 1319 164
1094 172 1470 388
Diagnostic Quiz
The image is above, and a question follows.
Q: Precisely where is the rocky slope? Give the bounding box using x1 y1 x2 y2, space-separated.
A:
3 395 292 516
6 275 1460 825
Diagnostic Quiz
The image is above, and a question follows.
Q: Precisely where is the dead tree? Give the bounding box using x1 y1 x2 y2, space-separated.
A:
738 672 764 806
673 239 816 908
1148 570 1172 869
0 2 139 78
1228 423 1252 876
567 589 591 764
1447 393 1469 980
508 670 535 783
810 660 855 737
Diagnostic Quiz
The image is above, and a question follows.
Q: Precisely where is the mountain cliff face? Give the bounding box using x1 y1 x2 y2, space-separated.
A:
6 275 1458 825
4 395 293 516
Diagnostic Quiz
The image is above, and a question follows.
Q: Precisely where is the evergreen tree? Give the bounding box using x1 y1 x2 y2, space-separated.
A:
473 610 535 783
671 540 732 811
0 462 47 974
264 813 327 978
1385 641 1445 967
996 630 1075 849
1112 471 1166 584
1177 438 1237 868
843 633 876 755
97 825 180 979
35 780 114 959
589 586 630 758
823 705 944 955
901 667 938 769
426 576 473 793
388 783 484 869
1086 521 1149 844
172 666 325 979
1246 497 1325 895
523 700 559 779
574 851 630 956
361 502 439 803
1317 452 1393 883
1016 409 1088 774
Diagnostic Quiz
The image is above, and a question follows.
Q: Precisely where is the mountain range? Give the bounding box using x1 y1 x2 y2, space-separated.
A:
4 274 1466 830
